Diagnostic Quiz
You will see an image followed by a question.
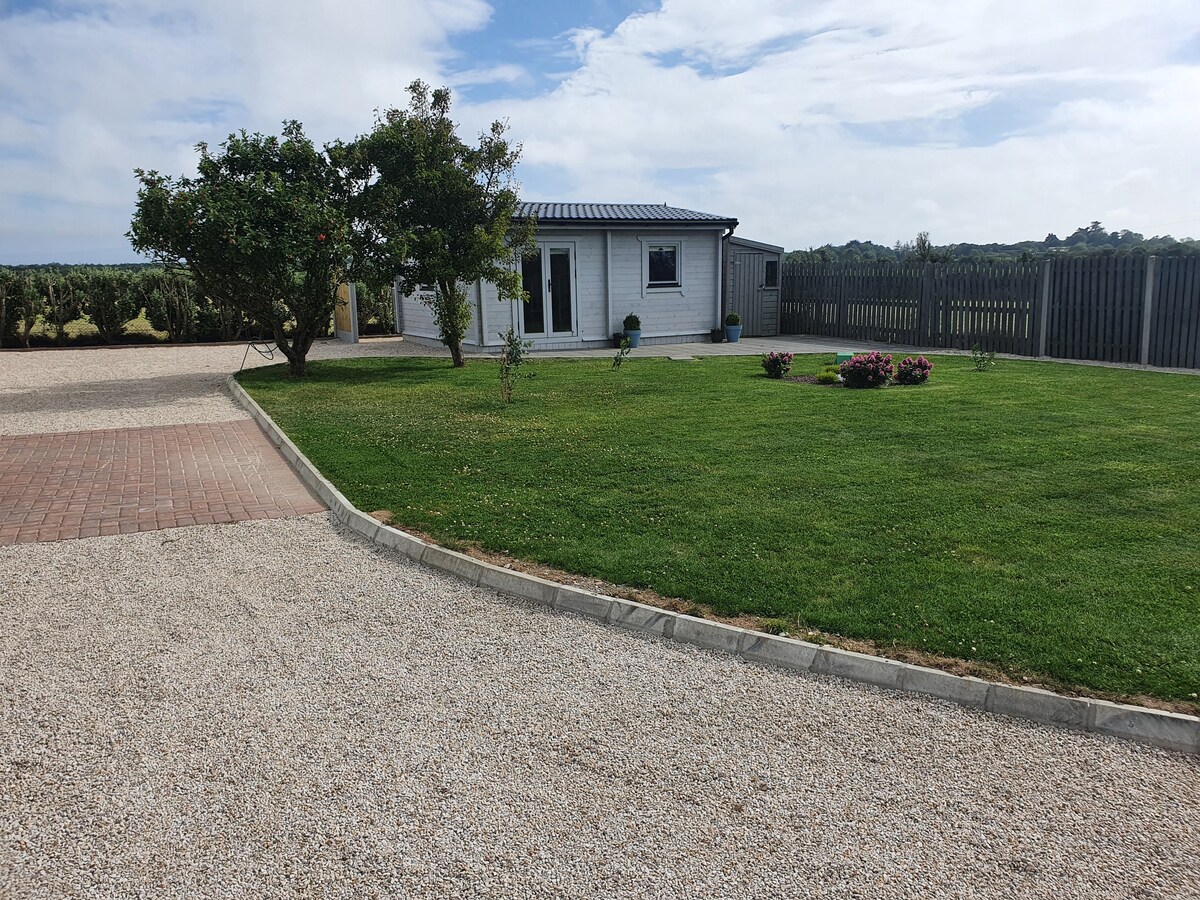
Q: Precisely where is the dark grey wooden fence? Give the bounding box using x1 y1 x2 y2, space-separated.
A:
780 255 1200 368
1152 257 1200 368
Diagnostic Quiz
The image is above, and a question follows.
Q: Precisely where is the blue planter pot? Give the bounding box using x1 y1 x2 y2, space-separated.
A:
724 324 743 343
624 330 641 348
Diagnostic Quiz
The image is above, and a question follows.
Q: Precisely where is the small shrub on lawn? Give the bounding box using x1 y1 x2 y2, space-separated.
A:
970 343 996 372
815 371 840 385
895 355 933 385
612 337 632 370
499 327 532 403
839 351 893 388
760 350 794 379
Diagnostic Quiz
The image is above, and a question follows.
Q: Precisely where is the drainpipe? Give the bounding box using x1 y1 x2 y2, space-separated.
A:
605 229 613 339
717 224 737 326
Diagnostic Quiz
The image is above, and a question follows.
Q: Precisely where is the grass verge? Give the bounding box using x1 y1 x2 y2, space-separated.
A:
239 353 1200 709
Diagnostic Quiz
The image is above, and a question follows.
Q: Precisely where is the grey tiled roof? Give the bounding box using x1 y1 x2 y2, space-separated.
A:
516 202 736 225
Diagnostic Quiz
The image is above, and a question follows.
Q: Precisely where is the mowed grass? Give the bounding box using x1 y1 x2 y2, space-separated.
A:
239 354 1200 705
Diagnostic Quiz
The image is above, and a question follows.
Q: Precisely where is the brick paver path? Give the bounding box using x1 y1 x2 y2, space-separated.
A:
0 420 324 544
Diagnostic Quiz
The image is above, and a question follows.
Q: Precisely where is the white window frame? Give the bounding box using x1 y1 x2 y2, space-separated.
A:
512 240 580 340
638 236 686 298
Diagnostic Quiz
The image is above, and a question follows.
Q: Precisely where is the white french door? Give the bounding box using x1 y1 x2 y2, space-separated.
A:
518 243 576 338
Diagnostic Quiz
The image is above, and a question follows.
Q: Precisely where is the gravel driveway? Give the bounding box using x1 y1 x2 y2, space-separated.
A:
1 341 1198 899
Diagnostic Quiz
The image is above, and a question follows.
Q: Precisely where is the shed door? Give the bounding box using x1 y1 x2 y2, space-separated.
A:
732 252 764 336
730 251 780 337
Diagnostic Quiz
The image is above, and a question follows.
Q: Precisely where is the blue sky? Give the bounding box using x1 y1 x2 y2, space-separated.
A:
449 0 656 100
2 0 1199 263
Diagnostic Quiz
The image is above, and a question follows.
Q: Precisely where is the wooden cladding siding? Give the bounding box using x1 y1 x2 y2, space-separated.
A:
780 256 1200 368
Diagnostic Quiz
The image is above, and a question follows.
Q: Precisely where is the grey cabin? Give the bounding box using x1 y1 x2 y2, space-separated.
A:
394 202 753 351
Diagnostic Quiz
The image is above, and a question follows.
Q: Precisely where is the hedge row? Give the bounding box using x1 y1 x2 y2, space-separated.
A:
0 267 265 348
0 268 401 348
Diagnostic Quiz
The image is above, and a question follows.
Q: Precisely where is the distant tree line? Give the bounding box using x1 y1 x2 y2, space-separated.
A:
786 222 1200 265
2 262 158 273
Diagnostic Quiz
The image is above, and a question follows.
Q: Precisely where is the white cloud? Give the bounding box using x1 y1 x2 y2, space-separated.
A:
448 64 528 87
0 0 490 262
2 0 1199 261
471 0 1200 246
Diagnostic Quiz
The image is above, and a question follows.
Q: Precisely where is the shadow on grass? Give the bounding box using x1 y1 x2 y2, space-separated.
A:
239 357 470 390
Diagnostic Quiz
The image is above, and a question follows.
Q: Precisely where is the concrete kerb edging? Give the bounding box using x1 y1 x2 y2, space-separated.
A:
224 374 1200 756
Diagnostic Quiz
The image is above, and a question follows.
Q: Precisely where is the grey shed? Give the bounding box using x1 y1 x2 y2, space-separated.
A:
725 235 784 337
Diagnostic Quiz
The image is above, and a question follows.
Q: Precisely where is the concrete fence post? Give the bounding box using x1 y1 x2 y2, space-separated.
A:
917 263 931 344
1037 259 1052 358
1140 256 1158 366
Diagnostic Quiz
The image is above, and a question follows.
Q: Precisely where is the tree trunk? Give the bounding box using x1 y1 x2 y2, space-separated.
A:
450 341 465 368
274 322 315 379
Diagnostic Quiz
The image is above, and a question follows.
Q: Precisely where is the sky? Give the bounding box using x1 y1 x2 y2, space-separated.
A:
1 0 1199 263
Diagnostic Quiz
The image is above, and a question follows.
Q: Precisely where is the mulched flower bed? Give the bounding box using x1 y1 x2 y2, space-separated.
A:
784 374 842 386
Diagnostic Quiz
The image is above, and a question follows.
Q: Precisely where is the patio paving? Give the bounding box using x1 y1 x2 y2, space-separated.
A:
0 420 324 545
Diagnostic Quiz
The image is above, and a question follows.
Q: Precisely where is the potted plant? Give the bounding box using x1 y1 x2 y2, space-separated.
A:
709 327 724 343
724 311 742 343
623 313 642 348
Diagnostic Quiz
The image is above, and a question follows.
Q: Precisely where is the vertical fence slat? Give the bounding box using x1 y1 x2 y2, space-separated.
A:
1170 257 1183 367
1118 255 1129 363
1185 259 1200 369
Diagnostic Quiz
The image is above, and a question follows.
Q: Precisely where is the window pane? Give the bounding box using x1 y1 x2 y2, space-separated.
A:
764 260 779 287
549 248 572 333
521 252 545 334
648 246 678 284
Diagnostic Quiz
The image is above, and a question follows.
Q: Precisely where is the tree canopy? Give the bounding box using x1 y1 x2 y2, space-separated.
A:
129 121 352 376
337 80 534 367
129 88 533 373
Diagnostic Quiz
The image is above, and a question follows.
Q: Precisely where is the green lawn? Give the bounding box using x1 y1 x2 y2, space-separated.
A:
238 354 1200 707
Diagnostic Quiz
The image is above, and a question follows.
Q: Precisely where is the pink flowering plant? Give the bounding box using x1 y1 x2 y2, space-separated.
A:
894 355 933 385
838 351 893 388
761 350 794 379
